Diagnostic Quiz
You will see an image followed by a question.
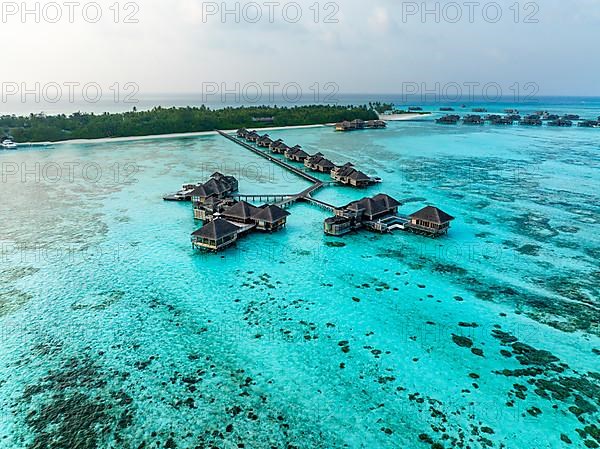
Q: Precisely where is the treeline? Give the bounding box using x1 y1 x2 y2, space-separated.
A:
0 104 379 143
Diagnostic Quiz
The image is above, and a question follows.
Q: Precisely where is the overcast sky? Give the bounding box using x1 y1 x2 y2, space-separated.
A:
1 0 599 98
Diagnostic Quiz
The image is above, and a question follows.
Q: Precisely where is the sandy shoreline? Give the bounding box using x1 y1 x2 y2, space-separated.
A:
14 115 431 147
18 123 333 147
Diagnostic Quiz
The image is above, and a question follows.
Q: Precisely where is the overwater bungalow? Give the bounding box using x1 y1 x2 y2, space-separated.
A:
563 114 580 121
486 115 514 125
221 201 261 225
331 163 376 187
305 153 336 173
463 115 484 125
193 197 235 221
578 120 600 128
191 173 239 205
270 140 289 154
406 206 455 237
335 121 352 132
257 134 273 148
436 115 460 124
521 115 543 126
191 218 240 252
285 146 309 162
548 119 573 127
351 119 365 129
252 205 291 232
245 131 260 143
365 120 387 129
236 128 249 138
324 194 402 236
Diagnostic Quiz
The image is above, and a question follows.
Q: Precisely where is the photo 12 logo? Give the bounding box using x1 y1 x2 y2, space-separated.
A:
201 1 339 24
401 2 540 23
401 81 539 103
1 82 139 104
201 81 339 104
0 1 140 24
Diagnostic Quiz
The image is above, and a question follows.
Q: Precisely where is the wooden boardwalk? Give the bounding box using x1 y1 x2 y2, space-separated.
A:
232 194 295 203
218 131 339 212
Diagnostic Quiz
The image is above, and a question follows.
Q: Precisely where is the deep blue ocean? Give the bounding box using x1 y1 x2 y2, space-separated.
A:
0 97 598 448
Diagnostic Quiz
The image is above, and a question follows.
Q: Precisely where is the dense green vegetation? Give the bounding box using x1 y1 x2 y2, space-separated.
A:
0 105 379 143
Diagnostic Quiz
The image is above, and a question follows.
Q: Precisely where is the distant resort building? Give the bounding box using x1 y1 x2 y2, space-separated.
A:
304 153 336 173
331 163 379 187
252 117 275 123
335 119 386 132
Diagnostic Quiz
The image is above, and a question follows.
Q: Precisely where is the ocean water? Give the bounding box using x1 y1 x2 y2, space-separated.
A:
0 104 599 449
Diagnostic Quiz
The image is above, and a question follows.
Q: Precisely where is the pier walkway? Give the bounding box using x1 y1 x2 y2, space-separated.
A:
232 194 295 203
218 131 340 212
217 131 321 184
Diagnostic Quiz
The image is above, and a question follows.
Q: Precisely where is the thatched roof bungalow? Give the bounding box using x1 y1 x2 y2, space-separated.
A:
407 206 455 237
191 219 240 252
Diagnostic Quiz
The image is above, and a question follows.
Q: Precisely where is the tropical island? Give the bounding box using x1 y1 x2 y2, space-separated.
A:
0 103 394 143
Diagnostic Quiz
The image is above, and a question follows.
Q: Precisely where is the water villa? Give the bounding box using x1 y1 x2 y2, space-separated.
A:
191 199 291 252
436 115 460 124
578 120 600 128
191 173 239 205
486 115 515 125
270 140 289 154
335 119 386 132
193 196 236 221
257 134 273 148
168 131 459 254
366 120 387 129
521 115 543 126
285 146 309 162
324 196 455 238
331 163 380 187
191 219 240 252
245 131 260 143
253 205 291 232
305 153 336 173
407 206 455 237
324 194 402 236
221 201 261 224
548 119 573 127
463 115 484 125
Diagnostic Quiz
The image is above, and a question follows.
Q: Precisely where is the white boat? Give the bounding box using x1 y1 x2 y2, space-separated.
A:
1 139 18 150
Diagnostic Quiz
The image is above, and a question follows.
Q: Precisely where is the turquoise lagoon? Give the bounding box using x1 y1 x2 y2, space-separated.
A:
0 114 599 448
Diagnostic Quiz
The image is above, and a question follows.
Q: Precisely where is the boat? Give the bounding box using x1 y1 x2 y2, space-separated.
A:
1 138 18 150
